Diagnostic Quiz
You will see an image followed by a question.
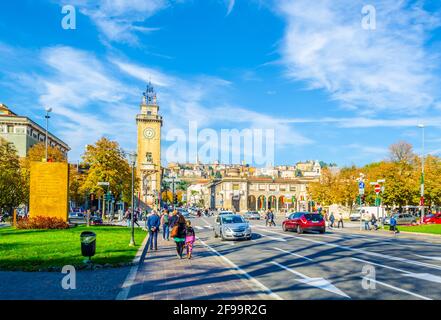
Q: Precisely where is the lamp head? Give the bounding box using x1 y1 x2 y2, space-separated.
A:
45 107 53 113
417 124 425 128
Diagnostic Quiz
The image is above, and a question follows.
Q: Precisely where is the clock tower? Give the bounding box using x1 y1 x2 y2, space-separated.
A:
136 82 163 208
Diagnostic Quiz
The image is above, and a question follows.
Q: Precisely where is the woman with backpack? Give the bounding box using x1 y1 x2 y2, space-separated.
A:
171 214 187 259
161 210 170 241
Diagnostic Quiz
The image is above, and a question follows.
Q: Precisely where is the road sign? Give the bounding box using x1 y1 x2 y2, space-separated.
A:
374 184 381 194
358 181 365 189
359 188 365 195
98 182 110 186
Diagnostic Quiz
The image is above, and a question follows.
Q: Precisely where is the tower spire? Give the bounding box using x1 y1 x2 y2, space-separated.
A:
143 80 157 105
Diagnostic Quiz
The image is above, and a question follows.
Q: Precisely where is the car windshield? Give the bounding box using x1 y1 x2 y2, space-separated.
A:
222 216 245 224
305 214 323 222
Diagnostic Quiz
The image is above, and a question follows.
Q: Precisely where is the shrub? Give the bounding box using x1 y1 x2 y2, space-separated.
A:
17 216 69 230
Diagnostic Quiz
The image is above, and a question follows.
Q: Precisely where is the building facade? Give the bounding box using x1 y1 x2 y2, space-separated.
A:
204 168 317 213
136 83 163 208
0 104 70 158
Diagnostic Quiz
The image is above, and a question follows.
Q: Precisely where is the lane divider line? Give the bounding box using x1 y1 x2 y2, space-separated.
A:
197 236 283 300
274 247 314 262
253 227 441 272
360 277 431 300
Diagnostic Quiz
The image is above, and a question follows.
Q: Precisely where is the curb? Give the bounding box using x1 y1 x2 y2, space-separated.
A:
115 232 148 300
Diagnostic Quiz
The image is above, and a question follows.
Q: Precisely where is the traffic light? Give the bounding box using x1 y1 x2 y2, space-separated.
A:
174 194 178 204
90 193 95 201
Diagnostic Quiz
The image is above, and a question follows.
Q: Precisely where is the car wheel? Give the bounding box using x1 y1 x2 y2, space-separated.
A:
297 225 303 234
214 231 218 238
319 228 325 234
220 231 225 241
282 223 288 232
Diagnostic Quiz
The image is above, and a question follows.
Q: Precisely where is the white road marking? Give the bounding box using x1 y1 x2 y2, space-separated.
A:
415 254 441 262
361 277 432 300
271 262 350 299
274 247 314 262
258 233 286 242
352 257 441 284
197 237 282 300
254 227 441 272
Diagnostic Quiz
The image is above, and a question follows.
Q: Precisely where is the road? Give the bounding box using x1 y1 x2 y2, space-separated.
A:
188 215 441 300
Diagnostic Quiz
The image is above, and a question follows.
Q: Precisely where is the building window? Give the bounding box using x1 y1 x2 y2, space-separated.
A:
290 185 296 191
7 125 14 133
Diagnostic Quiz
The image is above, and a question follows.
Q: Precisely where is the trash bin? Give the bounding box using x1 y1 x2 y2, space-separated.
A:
80 231 96 259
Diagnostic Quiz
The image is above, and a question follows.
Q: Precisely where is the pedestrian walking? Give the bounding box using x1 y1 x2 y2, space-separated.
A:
171 214 187 259
337 213 344 228
169 210 179 228
370 213 378 230
390 215 399 234
268 210 276 227
133 211 140 227
147 210 160 251
362 211 371 230
161 210 170 241
185 220 196 259
124 209 131 227
329 212 335 228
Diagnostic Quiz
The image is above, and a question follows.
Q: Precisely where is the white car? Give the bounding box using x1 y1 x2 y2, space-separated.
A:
349 212 361 221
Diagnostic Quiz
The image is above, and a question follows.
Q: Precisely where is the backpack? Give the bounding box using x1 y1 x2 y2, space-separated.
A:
163 214 169 224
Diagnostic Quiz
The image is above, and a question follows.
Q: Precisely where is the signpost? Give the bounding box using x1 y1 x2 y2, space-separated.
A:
357 174 365 230
370 179 386 227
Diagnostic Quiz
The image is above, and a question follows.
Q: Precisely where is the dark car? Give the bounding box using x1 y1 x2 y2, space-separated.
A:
282 212 325 234
90 217 103 225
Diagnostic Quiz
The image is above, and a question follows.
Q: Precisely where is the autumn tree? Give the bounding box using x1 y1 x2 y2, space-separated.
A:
69 164 87 207
0 138 26 214
80 138 135 204
307 168 338 206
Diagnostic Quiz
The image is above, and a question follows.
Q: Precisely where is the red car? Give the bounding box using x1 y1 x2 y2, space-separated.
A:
282 212 325 234
423 213 441 224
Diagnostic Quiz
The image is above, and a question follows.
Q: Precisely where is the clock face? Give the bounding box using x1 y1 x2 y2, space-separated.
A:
143 128 156 139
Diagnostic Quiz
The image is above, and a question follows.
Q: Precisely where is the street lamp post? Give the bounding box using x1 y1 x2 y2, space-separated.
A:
44 107 52 162
418 124 425 223
127 152 137 247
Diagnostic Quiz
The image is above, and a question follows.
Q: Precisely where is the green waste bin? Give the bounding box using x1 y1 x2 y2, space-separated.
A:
80 231 96 259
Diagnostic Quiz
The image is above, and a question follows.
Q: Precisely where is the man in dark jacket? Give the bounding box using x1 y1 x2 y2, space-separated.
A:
169 210 179 228
147 210 160 251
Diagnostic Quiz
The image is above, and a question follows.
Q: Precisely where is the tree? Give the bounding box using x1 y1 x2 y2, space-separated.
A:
0 138 25 214
69 165 87 207
389 141 415 164
307 168 338 205
80 138 135 204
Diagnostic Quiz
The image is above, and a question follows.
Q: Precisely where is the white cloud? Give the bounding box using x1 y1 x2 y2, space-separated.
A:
62 0 170 44
226 0 235 15
276 0 441 115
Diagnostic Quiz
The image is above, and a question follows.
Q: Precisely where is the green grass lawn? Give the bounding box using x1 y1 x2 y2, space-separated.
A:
0 225 146 271
393 224 441 235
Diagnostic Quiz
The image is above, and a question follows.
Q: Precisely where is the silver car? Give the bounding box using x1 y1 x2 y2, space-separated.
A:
214 214 252 240
384 213 417 225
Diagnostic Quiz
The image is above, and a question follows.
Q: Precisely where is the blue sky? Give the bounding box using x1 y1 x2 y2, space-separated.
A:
1 0 441 167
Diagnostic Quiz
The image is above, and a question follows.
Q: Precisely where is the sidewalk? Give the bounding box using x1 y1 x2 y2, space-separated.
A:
125 236 276 300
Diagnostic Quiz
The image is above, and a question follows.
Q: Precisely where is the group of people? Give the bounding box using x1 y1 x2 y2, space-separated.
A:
361 212 380 231
324 211 344 229
145 209 196 259
265 210 276 227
